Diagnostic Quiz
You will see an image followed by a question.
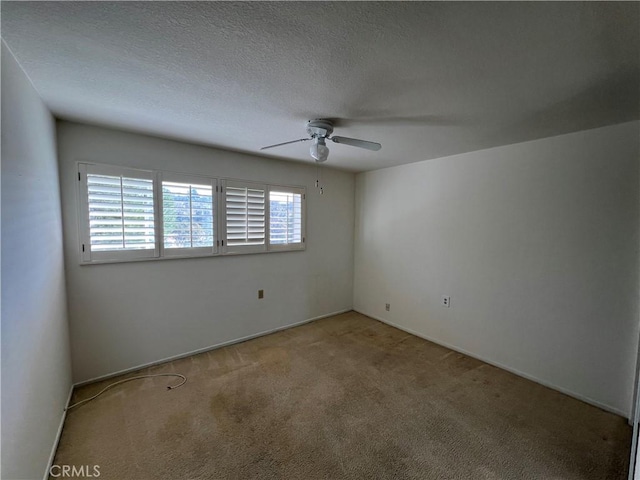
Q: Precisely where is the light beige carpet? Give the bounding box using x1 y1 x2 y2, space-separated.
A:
52 312 631 479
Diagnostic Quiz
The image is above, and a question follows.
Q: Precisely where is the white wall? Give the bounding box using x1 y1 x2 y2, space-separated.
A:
57 122 355 383
1 42 73 479
354 121 640 416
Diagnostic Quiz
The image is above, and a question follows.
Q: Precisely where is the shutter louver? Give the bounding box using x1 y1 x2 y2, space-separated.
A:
225 184 266 248
87 173 155 251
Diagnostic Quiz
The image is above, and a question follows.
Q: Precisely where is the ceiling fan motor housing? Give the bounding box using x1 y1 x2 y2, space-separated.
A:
306 119 334 138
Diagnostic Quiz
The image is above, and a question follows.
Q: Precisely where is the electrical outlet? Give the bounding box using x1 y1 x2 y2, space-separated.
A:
258 289 264 299
441 295 450 308
385 303 390 311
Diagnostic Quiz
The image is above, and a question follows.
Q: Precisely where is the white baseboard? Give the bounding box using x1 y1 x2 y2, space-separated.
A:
43 383 74 480
356 309 627 419
75 308 352 387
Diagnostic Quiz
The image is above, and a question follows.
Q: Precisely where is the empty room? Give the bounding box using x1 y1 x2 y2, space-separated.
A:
2 2 639 479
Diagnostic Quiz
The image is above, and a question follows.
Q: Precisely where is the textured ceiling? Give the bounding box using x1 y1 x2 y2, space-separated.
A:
2 2 638 171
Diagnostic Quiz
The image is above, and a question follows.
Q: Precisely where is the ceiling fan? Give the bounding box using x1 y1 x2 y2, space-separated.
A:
260 119 381 162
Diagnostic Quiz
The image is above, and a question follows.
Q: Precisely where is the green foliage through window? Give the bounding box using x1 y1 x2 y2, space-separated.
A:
163 181 214 248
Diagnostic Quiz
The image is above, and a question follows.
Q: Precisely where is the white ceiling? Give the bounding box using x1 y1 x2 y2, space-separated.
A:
2 2 638 172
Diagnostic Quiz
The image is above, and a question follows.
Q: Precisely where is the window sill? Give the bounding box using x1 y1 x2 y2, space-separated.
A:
79 245 306 265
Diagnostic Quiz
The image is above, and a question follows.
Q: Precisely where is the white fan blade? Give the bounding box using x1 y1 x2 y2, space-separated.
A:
260 138 310 150
330 136 381 151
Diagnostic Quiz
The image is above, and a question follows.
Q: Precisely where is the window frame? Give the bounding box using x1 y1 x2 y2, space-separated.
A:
78 163 160 263
267 185 306 252
159 172 218 259
77 163 307 265
221 179 268 255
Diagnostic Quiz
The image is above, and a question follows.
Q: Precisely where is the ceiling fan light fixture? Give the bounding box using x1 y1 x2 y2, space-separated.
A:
310 137 329 162
260 118 380 163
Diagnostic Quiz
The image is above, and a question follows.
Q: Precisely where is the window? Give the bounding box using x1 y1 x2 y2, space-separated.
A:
269 186 304 250
78 163 158 262
161 174 217 257
222 180 266 254
78 163 305 264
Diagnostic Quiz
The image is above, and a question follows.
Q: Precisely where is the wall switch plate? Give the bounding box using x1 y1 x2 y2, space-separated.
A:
258 289 264 299
385 303 390 311
441 295 451 308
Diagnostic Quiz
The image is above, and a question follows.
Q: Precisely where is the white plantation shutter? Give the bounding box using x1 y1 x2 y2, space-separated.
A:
160 173 217 256
79 163 158 262
223 180 266 253
268 186 305 250
78 162 306 263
